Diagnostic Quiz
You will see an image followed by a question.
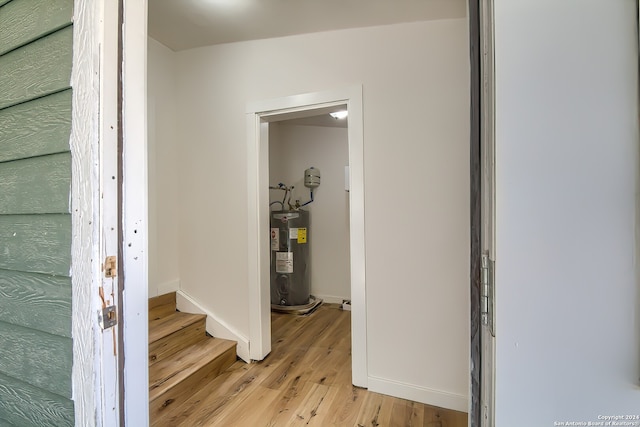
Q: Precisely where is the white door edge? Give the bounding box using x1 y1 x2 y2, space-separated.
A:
480 0 496 425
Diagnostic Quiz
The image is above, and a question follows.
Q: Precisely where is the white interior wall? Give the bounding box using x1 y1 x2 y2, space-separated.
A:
173 19 470 410
268 122 351 303
494 0 640 424
147 38 180 297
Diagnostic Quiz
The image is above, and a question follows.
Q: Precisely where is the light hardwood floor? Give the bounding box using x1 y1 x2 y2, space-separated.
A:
154 304 467 427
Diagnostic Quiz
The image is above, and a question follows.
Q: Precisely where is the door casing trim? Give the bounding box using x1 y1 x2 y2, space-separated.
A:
245 85 368 387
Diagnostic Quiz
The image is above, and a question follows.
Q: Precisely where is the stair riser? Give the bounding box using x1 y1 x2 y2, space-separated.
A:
150 345 237 418
149 321 206 366
149 293 177 317
149 303 177 321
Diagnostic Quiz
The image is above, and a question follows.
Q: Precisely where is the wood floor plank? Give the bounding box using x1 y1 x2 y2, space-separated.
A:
261 346 309 391
355 391 387 426
151 305 468 427
285 382 335 426
323 384 365 425
297 345 349 387
257 375 315 426
275 308 336 351
213 385 281 427
422 403 469 427
160 362 257 427
409 401 427 426
150 339 236 418
377 394 397 426
179 367 266 427
333 347 354 386
438 406 468 427
308 306 350 351
389 398 424 427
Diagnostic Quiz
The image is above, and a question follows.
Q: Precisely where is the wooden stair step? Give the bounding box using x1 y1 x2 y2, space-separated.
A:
149 292 177 321
149 312 207 365
149 311 205 343
149 337 237 417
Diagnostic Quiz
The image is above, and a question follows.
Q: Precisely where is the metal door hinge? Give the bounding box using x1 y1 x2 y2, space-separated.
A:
481 252 495 335
100 305 118 330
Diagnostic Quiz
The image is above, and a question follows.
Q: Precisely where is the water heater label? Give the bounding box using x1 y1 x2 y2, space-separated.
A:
297 228 307 243
289 228 298 239
276 252 293 273
270 228 279 251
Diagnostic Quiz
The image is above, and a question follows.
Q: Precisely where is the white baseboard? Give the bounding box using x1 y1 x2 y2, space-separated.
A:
176 290 251 363
312 293 349 305
367 376 468 413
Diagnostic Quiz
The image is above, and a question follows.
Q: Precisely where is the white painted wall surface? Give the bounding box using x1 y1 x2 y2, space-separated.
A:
494 1 640 424
148 38 180 296
173 19 470 409
269 123 351 303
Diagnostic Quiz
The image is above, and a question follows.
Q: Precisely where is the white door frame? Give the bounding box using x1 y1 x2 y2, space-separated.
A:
71 0 149 427
72 0 148 425
96 0 121 424
71 0 117 424
246 86 368 387
120 0 150 425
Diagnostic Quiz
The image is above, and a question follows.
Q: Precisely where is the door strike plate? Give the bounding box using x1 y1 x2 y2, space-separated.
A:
105 256 117 278
100 305 118 329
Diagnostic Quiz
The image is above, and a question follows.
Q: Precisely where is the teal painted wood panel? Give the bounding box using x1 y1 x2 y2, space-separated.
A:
0 4 75 426
0 269 71 337
0 214 71 276
0 372 73 427
0 152 71 214
0 89 71 163
0 26 72 110
0 0 73 56
0 321 72 398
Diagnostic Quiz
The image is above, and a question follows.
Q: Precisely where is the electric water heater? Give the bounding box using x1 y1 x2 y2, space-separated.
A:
270 210 310 306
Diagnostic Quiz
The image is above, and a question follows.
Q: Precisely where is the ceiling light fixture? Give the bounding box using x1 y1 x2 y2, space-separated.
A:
329 110 348 120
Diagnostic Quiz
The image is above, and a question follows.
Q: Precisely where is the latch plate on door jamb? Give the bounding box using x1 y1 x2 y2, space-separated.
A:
100 305 118 330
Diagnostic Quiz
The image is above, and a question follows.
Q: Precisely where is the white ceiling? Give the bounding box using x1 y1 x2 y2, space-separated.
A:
148 0 467 52
148 0 466 127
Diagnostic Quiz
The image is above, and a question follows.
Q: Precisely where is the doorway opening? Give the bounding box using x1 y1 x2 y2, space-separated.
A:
268 111 350 314
246 86 367 387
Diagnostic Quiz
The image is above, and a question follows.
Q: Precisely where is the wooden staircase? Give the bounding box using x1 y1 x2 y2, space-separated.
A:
149 292 237 425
